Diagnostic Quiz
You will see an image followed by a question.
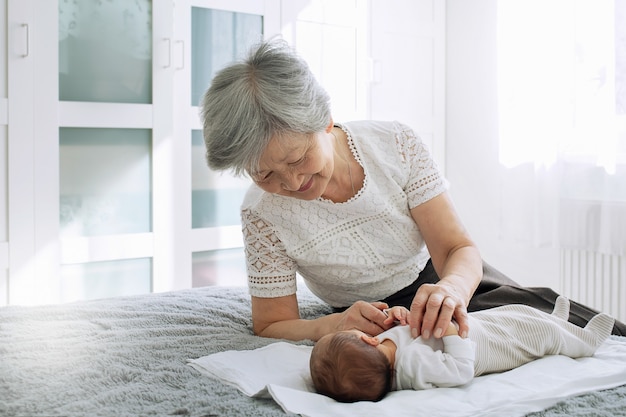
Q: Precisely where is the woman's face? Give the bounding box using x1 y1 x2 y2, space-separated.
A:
250 129 335 200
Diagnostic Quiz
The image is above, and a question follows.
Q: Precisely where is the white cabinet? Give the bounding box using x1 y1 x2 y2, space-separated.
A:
1 0 444 305
280 0 445 167
369 0 446 168
280 0 369 122
3 0 281 305
7 0 58 305
0 0 8 304
177 0 280 288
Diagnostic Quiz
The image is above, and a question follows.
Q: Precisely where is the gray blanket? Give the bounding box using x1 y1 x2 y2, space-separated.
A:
1 286 624 417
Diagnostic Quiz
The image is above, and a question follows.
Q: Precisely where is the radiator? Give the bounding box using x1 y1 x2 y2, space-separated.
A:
560 249 626 323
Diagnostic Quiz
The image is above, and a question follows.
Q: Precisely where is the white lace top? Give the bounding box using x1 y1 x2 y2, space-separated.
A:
241 120 448 307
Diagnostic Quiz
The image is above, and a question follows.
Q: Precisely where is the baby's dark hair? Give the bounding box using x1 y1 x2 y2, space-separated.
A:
309 331 393 402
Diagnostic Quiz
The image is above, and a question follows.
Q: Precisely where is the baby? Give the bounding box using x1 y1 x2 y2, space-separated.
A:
309 296 614 402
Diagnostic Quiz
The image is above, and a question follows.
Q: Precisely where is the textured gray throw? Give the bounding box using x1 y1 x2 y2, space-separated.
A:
1 286 624 417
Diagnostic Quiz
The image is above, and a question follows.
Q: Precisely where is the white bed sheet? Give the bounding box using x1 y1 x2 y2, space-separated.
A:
189 337 626 417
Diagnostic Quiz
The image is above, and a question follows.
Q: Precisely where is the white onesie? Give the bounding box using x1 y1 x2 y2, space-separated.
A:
379 298 614 390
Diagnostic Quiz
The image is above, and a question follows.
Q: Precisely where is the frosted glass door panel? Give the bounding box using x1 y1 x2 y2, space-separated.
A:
0 0 6 98
0 128 6 241
60 128 152 237
191 130 250 228
61 258 152 302
59 0 152 103
191 7 263 106
0 270 6 306
0 0 6 242
192 249 247 287
0 127 4 304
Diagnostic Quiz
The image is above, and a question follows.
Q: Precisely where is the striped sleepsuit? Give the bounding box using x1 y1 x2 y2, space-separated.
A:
379 296 615 390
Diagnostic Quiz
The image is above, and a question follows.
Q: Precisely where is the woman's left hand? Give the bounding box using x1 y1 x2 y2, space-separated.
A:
407 192 481 340
408 281 469 339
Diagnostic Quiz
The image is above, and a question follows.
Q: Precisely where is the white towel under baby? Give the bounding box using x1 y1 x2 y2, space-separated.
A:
189 337 626 417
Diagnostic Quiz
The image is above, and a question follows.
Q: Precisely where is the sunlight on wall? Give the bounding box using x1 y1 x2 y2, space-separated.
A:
497 0 624 174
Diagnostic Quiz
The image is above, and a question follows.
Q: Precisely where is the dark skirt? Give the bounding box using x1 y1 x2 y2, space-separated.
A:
379 259 626 336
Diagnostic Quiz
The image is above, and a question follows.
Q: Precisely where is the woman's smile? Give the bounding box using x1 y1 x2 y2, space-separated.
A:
251 127 337 201
298 177 314 192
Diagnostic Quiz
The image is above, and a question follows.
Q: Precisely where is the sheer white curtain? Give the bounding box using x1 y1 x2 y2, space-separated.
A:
497 0 626 257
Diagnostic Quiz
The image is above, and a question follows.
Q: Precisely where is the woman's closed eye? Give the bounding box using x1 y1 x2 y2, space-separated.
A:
290 155 306 166
252 171 272 183
252 151 306 184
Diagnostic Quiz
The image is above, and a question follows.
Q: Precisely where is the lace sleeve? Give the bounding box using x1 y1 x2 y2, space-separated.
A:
241 208 298 298
394 123 448 208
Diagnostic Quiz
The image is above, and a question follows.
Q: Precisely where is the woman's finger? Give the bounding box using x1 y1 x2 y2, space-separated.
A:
454 306 470 338
408 284 435 337
338 301 389 335
361 301 391 333
409 283 467 339
420 292 446 339
432 296 456 338
370 301 389 311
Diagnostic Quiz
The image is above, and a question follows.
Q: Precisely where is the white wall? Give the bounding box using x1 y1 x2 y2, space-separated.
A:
445 0 560 288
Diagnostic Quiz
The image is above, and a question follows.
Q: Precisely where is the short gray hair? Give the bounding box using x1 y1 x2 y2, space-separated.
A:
200 38 332 176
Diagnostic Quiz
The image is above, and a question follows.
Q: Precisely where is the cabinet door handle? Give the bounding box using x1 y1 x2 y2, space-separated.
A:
22 23 30 57
163 38 171 68
176 40 185 70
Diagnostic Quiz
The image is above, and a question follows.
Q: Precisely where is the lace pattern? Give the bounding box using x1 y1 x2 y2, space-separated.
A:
317 124 367 204
241 121 447 305
242 210 298 298
393 124 447 208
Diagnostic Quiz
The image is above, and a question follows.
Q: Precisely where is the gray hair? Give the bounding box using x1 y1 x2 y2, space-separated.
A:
200 38 332 176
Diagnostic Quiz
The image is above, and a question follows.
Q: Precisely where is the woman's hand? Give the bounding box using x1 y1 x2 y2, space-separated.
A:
251 295 393 341
334 300 392 336
408 192 481 340
408 281 469 339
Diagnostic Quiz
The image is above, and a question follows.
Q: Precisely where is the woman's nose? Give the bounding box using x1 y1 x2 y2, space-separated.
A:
280 172 301 191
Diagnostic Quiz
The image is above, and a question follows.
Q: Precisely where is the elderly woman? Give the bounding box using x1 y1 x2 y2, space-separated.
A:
201 39 625 342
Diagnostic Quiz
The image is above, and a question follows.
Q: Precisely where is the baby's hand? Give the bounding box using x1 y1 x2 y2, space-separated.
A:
383 306 410 326
444 321 459 337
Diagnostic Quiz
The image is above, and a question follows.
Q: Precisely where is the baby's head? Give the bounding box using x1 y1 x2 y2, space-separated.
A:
309 330 393 402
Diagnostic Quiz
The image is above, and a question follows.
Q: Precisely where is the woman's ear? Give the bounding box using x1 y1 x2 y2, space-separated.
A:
325 117 334 133
360 334 380 347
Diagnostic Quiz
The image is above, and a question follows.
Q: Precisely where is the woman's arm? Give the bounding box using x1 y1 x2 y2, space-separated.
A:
251 294 392 341
409 191 482 340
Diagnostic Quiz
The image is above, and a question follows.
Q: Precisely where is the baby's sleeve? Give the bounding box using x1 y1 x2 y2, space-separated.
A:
395 336 475 390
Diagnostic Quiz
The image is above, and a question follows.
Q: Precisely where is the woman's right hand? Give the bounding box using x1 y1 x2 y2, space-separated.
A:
333 300 393 336
251 295 392 341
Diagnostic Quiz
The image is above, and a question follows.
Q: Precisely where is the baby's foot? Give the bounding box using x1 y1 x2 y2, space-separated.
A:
551 296 570 321
585 313 615 345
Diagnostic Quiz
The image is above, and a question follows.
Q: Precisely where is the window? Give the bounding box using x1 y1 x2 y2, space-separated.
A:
498 0 626 176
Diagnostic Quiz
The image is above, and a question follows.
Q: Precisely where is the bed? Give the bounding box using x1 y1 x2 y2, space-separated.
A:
1 285 625 417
